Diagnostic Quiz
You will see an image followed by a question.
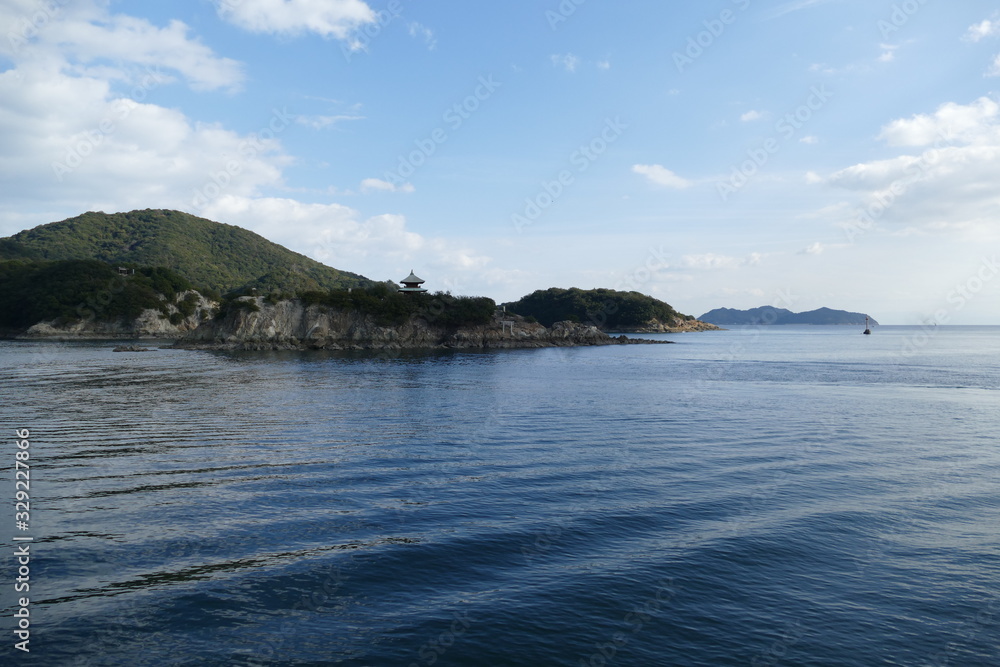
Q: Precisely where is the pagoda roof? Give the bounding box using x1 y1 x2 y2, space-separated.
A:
401 270 424 284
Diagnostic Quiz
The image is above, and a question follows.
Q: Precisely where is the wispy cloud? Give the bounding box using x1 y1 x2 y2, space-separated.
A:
408 22 436 50
632 164 692 189
766 0 837 20
878 43 899 63
215 0 375 40
361 178 415 194
680 253 761 270
550 53 579 73
296 114 364 129
965 14 1000 42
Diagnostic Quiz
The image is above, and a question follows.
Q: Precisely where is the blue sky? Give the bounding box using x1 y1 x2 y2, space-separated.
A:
2 0 1000 323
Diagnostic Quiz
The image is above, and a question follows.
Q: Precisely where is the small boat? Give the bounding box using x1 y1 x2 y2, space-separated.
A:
862 316 871 335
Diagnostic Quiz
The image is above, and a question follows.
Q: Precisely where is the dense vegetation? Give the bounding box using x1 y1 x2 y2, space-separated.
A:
0 209 374 293
0 259 195 331
296 283 496 327
506 287 692 330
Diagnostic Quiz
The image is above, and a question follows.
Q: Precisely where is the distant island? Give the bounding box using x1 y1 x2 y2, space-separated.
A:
699 306 878 326
0 209 720 349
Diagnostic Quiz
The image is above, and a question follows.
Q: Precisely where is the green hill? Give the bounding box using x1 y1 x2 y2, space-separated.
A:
0 209 374 294
506 287 693 330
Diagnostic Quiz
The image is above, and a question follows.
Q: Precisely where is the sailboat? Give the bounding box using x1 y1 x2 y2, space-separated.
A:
863 315 871 335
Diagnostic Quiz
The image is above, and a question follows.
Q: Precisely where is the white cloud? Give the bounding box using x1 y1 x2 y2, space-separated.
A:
878 43 899 63
800 242 824 255
216 0 375 39
0 68 288 211
408 22 436 50
964 15 1000 76
825 98 1000 233
295 114 364 129
0 5 283 220
965 15 1000 42
2 1 244 92
360 178 414 194
550 53 579 73
988 54 1000 78
876 97 999 147
681 254 748 270
632 164 692 189
597 60 611 71
809 63 836 75
800 135 819 145
740 110 764 122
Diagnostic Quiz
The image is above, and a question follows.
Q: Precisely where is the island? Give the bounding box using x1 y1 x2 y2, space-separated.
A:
0 209 724 350
174 293 659 351
699 306 878 326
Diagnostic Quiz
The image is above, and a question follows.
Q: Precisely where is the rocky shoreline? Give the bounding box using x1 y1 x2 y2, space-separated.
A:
7 297 733 351
172 298 669 351
15 290 214 340
607 320 722 334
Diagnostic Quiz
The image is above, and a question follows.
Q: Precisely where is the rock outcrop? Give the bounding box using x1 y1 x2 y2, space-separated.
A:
18 291 216 340
174 297 665 350
611 317 721 333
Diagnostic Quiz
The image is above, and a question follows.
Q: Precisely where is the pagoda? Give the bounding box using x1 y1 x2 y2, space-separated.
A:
398 270 427 293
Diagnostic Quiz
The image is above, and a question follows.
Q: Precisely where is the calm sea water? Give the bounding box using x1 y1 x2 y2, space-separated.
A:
1 326 998 666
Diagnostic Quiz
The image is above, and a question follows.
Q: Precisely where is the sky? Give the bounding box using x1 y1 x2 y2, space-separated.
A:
2 0 1000 324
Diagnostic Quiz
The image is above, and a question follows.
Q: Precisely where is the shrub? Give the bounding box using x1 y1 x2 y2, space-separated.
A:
294 286 496 328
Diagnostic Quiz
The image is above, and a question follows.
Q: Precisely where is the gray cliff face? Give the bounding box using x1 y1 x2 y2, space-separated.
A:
20 291 216 339
177 297 652 350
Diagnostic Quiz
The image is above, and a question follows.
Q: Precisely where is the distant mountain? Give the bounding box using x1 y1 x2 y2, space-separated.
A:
505 287 718 332
0 209 374 294
699 306 877 326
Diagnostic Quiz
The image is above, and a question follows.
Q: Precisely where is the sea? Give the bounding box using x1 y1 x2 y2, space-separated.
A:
1 325 998 666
